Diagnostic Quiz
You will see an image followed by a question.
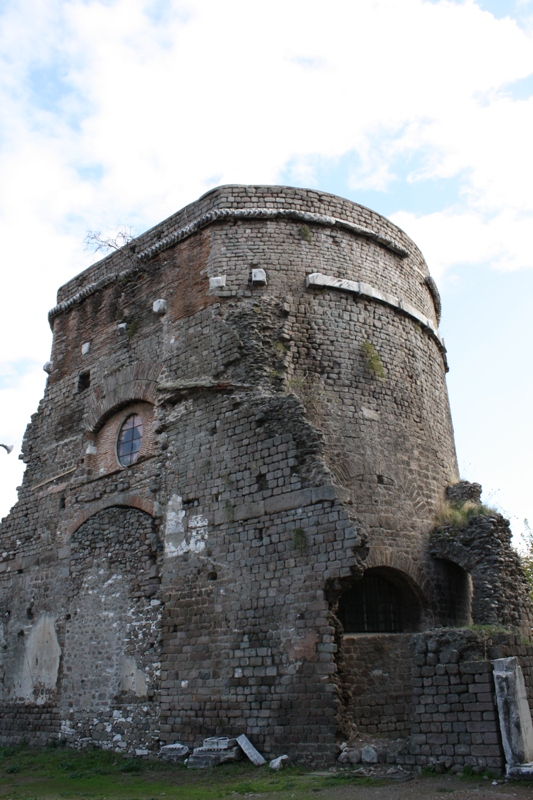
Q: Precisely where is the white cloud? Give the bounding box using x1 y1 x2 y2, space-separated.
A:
0 365 46 519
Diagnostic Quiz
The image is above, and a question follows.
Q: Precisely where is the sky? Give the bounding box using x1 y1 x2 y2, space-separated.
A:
0 0 532 546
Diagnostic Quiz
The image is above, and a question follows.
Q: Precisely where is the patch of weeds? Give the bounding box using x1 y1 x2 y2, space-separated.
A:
126 319 138 339
293 528 307 553
224 499 234 522
521 519 533 603
433 500 497 531
286 374 329 416
469 622 511 634
318 772 386 787
361 340 385 378
120 758 143 773
299 224 312 243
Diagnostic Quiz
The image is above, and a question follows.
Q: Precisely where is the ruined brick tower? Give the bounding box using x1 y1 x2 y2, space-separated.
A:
0 186 531 767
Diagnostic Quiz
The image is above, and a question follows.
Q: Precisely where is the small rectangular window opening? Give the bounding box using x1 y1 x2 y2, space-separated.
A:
78 371 91 392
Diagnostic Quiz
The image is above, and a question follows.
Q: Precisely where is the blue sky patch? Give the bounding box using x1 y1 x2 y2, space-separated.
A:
502 72 533 100
280 150 465 217
0 360 41 390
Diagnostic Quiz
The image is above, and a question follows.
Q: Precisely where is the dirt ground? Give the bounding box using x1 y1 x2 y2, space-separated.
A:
298 773 533 800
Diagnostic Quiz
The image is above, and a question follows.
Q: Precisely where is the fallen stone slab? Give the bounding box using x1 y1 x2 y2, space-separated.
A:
237 734 267 765
187 746 241 769
203 736 237 750
269 755 290 771
158 743 190 763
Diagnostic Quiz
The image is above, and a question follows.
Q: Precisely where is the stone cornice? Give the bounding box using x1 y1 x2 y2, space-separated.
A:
48 208 409 326
306 272 448 370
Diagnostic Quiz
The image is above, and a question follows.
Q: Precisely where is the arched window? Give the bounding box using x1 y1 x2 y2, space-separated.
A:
116 414 143 467
338 575 403 633
337 569 422 633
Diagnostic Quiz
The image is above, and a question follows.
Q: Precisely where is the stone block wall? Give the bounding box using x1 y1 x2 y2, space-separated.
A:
405 630 533 774
339 634 413 737
0 704 61 747
0 185 530 764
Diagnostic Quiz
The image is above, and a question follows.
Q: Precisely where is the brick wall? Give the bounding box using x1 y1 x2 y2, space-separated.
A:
339 633 413 736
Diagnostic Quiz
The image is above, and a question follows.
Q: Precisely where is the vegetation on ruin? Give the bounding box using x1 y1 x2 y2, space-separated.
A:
361 341 385 379
126 319 138 339
432 500 496 531
299 223 312 242
286 374 335 417
0 744 388 799
3 744 522 800
520 519 533 602
293 527 307 552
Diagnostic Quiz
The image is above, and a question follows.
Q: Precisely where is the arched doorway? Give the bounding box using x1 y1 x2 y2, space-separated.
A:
60 506 161 751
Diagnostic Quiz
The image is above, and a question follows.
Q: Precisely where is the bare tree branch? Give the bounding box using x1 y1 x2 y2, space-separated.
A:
84 225 135 255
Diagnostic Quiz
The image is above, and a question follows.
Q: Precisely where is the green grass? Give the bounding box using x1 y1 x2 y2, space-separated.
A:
0 746 515 800
0 745 412 800
433 500 497 530
0 747 319 800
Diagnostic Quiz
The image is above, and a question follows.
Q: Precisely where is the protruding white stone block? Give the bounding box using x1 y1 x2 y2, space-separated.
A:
81 342 91 355
43 361 53 374
493 657 533 769
209 275 226 289
117 322 127 333
85 444 97 455
152 298 168 315
251 268 267 285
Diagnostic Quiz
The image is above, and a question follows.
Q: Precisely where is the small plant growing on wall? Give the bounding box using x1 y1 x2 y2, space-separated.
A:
126 320 138 339
521 519 533 602
361 340 385 378
293 527 307 553
299 224 312 243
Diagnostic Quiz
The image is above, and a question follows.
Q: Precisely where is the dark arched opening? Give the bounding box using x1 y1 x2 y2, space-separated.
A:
337 568 421 633
433 558 473 627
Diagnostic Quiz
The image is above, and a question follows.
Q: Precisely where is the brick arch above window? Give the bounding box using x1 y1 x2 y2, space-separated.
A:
88 401 155 476
85 361 162 434
67 494 156 537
